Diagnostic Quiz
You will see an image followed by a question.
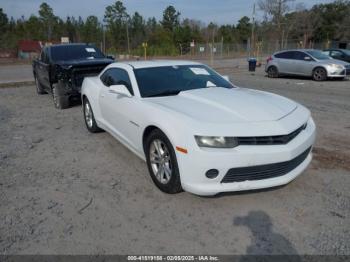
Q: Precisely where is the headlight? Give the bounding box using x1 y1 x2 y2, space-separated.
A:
330 64 343 70
195 136 238 148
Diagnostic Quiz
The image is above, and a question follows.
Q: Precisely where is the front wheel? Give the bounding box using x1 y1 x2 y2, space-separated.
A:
52 83 70 109
313 67 327 81
145 129 182 194
83 98 102 133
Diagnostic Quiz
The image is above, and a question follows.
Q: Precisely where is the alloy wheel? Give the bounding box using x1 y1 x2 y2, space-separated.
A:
52 87 59 107
314 68 326 81
149 139 172 184
268 67 278 78
84 101 93 128
35 77 40 92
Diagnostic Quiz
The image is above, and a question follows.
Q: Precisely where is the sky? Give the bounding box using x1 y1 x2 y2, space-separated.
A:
1 0 336 25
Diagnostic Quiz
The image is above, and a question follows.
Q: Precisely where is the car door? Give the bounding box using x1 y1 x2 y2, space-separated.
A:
275 51 296 74
37 48 51 89
99 67 139 148
293 51 315 76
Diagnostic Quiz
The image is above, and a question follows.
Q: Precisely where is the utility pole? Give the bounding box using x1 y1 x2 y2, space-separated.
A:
142 42 147 60
126 21 130 54
123 15 130 55
251 1 256 57
103 24 106 53
210 27 215 66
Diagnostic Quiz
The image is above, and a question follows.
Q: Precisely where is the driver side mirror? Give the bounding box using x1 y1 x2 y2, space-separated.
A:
109 84 132 97
304 56 312 61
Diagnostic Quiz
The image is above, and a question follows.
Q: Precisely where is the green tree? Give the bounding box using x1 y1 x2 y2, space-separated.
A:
24 15 43 40
161 5 180 32
130 12 146 49
310 0 350 42
104 0 129 51
0 8 8 31
81 16 102 45
0 8 9 47
219 25 236 44
64 16 77 42
38 2 57 40
236 16 251 42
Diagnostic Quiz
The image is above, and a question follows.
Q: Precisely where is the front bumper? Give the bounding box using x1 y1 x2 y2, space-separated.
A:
326 66 349 77
177 117 316 196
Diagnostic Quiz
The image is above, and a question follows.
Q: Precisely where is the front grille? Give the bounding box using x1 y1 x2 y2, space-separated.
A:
221 147 311 183
237 124 306 146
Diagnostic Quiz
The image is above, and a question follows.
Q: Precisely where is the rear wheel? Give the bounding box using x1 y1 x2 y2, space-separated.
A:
35 76 47 95
313 67 327 81
267 66 279 78
145 129 182 194
83 98 102 133
52 83 70 109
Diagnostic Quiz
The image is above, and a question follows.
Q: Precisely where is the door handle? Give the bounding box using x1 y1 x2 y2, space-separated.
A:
109 90 117 94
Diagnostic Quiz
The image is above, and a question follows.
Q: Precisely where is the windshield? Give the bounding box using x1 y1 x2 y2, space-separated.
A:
306 50 330 60
134 65 234 98
51 45 105 61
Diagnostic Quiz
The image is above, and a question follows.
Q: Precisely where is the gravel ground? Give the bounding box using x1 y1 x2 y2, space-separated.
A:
0 64 349 255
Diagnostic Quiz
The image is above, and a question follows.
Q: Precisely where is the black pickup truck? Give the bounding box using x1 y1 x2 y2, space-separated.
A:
33 43 114 109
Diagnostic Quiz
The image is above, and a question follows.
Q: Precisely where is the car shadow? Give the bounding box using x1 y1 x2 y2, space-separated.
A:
264 74 349 82
234 210 301 259
197 184 288 199
69 96 82 107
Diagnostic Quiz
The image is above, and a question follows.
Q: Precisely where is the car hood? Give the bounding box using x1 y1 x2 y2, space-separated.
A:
317 59 349 66
147 87 297 123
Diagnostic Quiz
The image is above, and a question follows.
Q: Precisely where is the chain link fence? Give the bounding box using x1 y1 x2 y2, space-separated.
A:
112 39 331 64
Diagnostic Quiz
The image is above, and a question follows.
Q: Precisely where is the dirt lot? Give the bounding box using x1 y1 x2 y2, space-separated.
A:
0 63 349 255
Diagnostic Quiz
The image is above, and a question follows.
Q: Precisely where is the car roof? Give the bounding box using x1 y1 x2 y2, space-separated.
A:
115 60 202 69
49 43 96 48
274 49 317 54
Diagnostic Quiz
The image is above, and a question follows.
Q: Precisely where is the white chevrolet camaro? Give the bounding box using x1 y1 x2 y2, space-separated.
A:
81 60 316 196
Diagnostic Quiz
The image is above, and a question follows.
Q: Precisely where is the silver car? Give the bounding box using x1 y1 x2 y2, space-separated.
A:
265 49 350 81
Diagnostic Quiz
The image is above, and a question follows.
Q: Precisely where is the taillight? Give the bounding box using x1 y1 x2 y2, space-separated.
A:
267 56 273 63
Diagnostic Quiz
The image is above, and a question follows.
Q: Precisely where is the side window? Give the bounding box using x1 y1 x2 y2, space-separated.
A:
275 51 294 59
294 51 311 61
40 48 49 63
100 68 134 95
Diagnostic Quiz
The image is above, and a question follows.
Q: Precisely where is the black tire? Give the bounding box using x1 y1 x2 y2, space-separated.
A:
145 129 182 194
83 98 103 133
267 66 279 78
34 75 47 95
52 82 70 109
313 67 327 81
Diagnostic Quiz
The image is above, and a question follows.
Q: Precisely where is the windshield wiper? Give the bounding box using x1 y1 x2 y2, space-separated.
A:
146 90 182 97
